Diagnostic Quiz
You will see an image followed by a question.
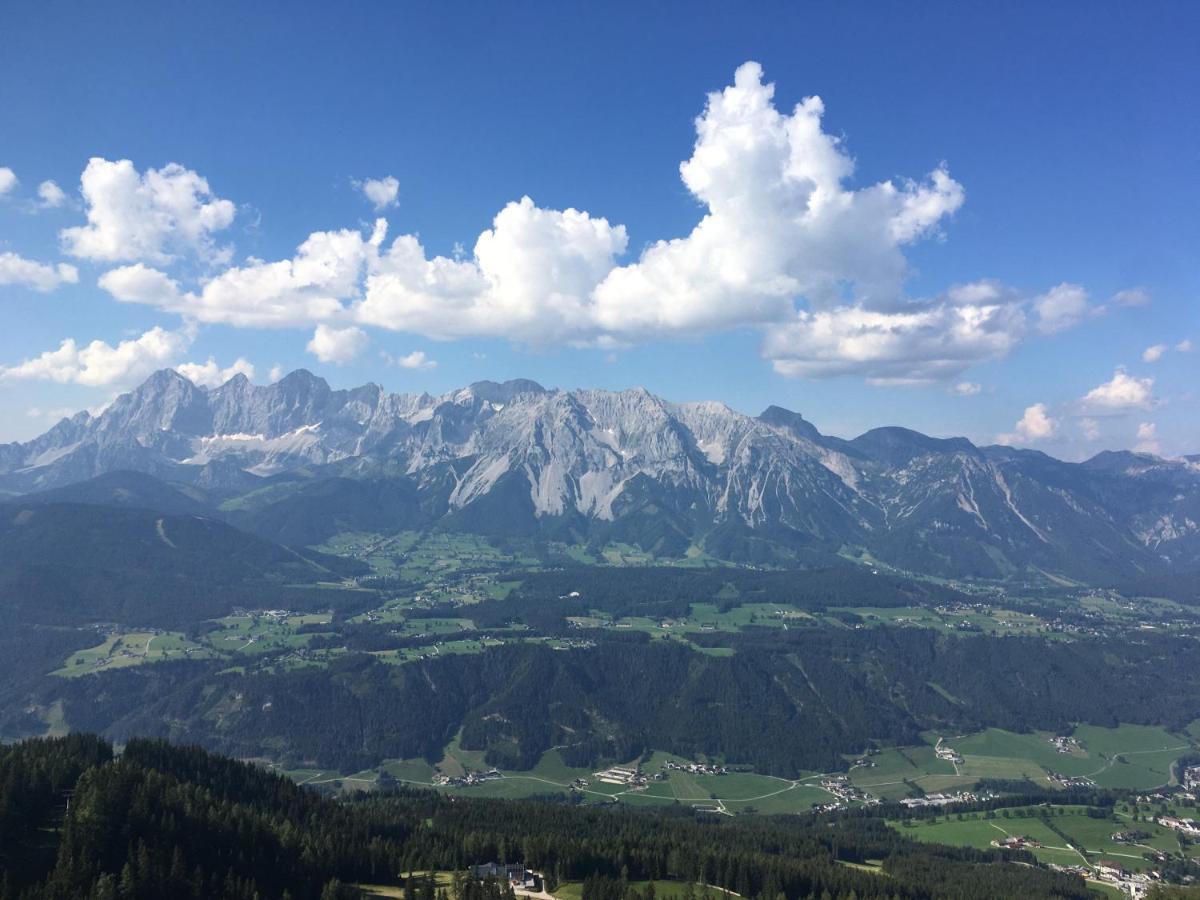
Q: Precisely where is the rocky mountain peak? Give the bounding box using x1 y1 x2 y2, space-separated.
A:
1 368 1197 583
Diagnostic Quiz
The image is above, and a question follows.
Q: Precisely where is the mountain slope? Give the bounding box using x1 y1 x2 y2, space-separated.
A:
2 369 1197 583
0 502 361 626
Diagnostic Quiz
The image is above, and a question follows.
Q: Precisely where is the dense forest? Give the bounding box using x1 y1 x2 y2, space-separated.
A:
34 627 1200 775
0 735 1095 900
0 503 367 627
426 566 969 631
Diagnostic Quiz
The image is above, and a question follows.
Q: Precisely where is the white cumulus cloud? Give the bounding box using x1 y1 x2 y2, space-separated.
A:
387 350 436 370
0 167 17 196
1081 368 1156 412
1142 343 1167 363
78 63 1103 386
37 180 67 209
357 176 399 210
307 324 368 364
997 402 1058 445
61 158 235 264
175 356 255 387
952 381 982 396
0 252 79 292
0 325 192 387
101 220 387 327
1033 283 1091 334
1134 421 1159 454
762 282 1025 383
358 197 627 343
1177 339 1192 352
1112 287 1150 307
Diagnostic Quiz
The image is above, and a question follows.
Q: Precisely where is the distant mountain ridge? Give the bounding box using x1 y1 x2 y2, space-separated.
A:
2 368 1198 583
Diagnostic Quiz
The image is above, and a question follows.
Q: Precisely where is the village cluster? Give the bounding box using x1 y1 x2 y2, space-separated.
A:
1046 772 1096 789
899 790 984 809
433 768 503 788
1049 735 1083 754
582 759 731 791
1047 859 1158 899
988 829 1170 898
817 775 876 809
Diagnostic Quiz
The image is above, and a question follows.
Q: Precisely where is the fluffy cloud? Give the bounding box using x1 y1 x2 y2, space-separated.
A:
997 402 1058 445
1112 287 1150 307
1033 283 1090 334
1081 368 1155 411
37 180 67 209
106 64 984 379
0 252 79 292
952 381 982 396
1142 343 1167 363
0 167 17 196
61 158 235 263
101 221 386 327
357 176 399 210
1079 418 1100 441
1134 421 1159 454
0 325 191 387
588 65 963 338
77 63 1108 386
761 282 1025 383
175 356 255 387
1177 339 1192 352
307 324 368 364
358 197 627 343
359 63 967 357
387 349 436 370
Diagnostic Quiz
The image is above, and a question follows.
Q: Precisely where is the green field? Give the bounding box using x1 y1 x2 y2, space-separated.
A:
826 605 1048 636
53 630 215 676
288 721 1196 817
338 745 837 815
894 802 1199 874
850 724 1193 799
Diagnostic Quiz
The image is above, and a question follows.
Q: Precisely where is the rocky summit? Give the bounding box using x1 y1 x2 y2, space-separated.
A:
2 368 1197 583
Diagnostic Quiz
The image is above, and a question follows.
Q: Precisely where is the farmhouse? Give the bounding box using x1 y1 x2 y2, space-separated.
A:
470 862 542 891
1183 765 1200 792
1049 735 1082 754
1047 772 1096 789
435 769 503 788
1095 860 1127 879
1157 815 1200 836
593 765 643 786
900 791 978 808
933 739 963 764
993 835 1041 850
662 760 727 776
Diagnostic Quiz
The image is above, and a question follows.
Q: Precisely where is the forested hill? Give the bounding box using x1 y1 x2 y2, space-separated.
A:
0 502 367 626
45 628 1200 776
0 734 1094 900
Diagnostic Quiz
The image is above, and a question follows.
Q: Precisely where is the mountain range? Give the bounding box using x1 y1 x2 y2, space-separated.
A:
2 369 1198 585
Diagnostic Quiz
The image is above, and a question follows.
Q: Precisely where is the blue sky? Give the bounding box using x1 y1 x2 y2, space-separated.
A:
0 0 1196 457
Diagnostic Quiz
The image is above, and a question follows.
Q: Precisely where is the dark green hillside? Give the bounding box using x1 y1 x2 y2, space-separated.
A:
224 474 430 546
459 566 967 629
0 503 366 627
10 470 215 516
0 734 1093 900
44 628 1200 776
